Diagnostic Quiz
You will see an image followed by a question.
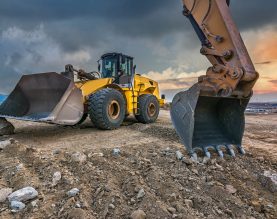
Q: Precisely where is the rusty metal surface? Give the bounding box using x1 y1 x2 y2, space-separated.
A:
0 72 84 125
171 0 259 157
182 0 259 98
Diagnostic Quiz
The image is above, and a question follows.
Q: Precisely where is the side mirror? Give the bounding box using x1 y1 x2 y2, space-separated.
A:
133 65 137 71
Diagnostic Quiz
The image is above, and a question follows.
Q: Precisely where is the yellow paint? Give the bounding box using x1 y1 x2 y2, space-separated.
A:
75 78 113 101
74 74 165 115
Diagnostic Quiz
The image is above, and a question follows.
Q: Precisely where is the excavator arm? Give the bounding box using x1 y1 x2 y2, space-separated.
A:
171 0 259 159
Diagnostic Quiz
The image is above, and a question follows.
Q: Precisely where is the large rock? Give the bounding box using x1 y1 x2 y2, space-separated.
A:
0 139 12 150
10 201 26 212
8 187 38 202
259 171 277 193
0 188 13 202
176 150 184 160
67 188 80 197
137 189 145 199
184 199 194 208
67 208 88 219
112 148 121 156
71 152 87 163
130 210 146 219
52 171 62 186
0 118 14 136
225 185 237 194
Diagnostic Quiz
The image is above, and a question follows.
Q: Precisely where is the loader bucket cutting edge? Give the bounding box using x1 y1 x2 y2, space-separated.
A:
170 84 250 158
0 72 84 125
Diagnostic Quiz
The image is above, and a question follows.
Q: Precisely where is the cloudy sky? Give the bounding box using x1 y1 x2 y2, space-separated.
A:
0 0 276 102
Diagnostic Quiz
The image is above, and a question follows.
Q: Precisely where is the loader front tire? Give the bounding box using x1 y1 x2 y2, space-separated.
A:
75 113 88 125
88 88 126 130
135 94 159 124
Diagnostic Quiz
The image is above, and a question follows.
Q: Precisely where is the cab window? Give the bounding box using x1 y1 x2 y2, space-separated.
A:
100 57 117 78
120 57 132 76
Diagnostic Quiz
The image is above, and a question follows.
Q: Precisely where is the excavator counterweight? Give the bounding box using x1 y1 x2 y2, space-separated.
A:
171 0 259 158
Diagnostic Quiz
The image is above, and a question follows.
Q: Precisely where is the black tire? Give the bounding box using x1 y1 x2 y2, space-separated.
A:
76 113 88 125
88 88 126 130
135 94 160 124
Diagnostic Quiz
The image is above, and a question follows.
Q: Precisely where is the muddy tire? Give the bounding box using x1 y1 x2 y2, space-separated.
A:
135 94 159 124
88 88 126 130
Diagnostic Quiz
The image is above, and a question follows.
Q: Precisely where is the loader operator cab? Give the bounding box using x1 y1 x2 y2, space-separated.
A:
98 53 136 86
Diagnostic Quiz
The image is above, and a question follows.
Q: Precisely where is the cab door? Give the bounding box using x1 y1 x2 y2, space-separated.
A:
118 56 134 85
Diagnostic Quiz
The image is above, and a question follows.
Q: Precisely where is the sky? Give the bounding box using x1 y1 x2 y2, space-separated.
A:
0 0 276 102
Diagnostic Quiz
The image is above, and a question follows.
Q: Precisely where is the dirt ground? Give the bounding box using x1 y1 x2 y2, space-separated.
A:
0 110 276 219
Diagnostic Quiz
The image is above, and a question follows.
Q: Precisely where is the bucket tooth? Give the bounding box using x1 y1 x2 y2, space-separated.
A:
203 147 211 158
215 145 224 158
227 145 236 157
237 145 246 155
191 153 198 161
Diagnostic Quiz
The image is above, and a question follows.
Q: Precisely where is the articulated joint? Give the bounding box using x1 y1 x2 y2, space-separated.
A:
200 46 234 61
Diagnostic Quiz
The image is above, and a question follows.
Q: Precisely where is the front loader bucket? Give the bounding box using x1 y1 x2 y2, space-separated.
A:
0 72 84 125
170 84 249 158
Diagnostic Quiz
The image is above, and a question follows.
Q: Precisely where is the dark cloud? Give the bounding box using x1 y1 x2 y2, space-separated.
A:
230 0 277 30
1 0 276 52
0 0 276 95
1 2 276 29
0 1 272 54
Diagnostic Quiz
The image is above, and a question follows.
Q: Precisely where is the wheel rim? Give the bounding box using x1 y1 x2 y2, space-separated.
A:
108 100 120 120
147 103 156 117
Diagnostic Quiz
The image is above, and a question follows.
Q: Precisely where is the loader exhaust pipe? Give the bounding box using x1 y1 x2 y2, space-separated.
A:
171 84 249 159
0 72 84 125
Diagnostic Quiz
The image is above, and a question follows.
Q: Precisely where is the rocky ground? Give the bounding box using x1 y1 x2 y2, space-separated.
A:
0 110 276 219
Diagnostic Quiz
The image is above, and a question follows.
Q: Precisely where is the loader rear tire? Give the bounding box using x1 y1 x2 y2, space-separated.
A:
135 94 159 124
88 88 126 130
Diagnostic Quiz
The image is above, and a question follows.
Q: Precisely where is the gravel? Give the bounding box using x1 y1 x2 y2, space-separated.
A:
137 188 145 199
67 188 80 197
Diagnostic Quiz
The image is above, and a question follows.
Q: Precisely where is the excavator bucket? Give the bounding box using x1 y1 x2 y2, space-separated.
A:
171 84 249 158
0 72 84 125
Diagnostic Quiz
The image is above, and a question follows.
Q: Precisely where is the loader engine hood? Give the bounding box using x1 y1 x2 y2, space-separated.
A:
0 72 84 125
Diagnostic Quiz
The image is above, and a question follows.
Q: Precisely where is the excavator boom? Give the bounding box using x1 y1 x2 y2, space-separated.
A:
171 0 259 158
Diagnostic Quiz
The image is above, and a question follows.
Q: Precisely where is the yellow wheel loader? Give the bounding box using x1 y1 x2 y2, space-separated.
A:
0 53 165 130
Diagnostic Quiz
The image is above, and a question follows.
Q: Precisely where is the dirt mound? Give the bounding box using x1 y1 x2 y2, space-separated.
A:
0 111 276 218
